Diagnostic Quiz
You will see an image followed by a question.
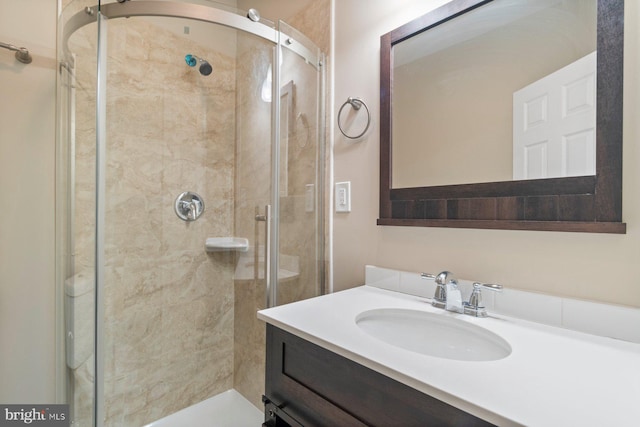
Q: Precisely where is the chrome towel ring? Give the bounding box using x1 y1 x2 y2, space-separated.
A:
338 97 371 139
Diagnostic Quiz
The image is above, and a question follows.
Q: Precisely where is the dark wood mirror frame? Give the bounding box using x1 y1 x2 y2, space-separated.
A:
379 0 626 233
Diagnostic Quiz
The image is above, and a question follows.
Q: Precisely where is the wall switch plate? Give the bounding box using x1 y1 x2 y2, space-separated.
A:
335 181 351 213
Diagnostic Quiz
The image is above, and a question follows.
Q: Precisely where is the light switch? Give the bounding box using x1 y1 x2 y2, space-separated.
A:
335 181 351 213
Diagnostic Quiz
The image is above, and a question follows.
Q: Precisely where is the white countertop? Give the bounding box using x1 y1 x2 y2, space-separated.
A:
258 286 640 427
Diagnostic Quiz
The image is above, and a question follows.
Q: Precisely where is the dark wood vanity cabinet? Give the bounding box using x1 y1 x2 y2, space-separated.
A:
264 325 495 427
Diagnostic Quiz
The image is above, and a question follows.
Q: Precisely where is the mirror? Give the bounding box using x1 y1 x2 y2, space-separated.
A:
393 0 597 188
379 0 625 233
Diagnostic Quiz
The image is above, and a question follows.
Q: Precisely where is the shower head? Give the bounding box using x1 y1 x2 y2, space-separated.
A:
185 54 212 76
199 60 212 76
0 42 32 64
15 47 32 64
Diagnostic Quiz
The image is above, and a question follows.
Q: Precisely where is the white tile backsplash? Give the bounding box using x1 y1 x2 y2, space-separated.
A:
364 265 640 344
399 271 434 298
365 265 400 292
562 298 640 343
493 288 563 326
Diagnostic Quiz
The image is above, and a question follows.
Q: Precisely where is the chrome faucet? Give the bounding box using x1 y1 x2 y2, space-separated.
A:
422 272 502 316
421 271 462 312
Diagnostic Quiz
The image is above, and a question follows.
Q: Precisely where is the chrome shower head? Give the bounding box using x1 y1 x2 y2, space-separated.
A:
15 47 32 64
184 54 212 76
0 42 32 64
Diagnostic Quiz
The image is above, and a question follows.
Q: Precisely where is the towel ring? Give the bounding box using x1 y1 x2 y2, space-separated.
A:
338 97 371 139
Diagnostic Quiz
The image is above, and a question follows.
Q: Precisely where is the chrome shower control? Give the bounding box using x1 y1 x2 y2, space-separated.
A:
175 192 204 221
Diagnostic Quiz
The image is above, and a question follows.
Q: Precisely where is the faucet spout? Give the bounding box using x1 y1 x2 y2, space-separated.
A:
444 280 463 313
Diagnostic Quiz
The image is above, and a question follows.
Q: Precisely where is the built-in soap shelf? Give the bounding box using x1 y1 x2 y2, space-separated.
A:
205 237 249 252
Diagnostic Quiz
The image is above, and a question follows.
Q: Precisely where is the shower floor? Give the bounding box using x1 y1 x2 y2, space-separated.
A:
143 389 263 427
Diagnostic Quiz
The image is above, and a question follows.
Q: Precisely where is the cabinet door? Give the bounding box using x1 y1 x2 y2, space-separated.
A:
265 325 495 427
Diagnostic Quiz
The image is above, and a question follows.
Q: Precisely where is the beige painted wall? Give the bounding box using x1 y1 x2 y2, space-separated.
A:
333 0 640 308
0 0 58 402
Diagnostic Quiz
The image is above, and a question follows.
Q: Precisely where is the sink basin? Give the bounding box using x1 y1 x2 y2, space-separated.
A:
356 309 511 362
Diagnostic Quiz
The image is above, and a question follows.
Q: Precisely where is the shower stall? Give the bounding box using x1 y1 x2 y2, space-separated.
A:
56 1 325 425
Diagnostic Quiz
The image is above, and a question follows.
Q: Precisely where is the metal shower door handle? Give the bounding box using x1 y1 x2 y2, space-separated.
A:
255 205 273 307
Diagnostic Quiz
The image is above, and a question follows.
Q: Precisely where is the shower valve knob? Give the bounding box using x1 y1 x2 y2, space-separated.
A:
174 192 204 222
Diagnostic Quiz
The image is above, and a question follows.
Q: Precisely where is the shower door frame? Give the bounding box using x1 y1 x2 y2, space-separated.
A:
58 2 325 426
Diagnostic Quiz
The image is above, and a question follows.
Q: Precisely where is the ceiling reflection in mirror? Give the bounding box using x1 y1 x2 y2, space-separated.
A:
391 0 597 189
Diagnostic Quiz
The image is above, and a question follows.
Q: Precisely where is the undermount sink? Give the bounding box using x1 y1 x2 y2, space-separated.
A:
355 309 511 362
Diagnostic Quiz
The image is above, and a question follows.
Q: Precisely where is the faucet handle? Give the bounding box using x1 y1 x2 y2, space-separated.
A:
421 273 444 307
465 282 502 317
475 282 503 293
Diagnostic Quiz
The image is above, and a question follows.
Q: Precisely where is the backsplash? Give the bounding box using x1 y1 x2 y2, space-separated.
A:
365 265 640 344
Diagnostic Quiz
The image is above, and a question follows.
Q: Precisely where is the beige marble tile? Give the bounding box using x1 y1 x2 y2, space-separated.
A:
233 279 266 408
287 0 331 55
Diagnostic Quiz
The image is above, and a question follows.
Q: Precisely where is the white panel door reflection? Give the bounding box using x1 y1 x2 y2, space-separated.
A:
513 51 596 180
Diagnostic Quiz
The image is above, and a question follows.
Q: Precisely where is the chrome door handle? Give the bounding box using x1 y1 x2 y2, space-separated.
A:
255 205 274 307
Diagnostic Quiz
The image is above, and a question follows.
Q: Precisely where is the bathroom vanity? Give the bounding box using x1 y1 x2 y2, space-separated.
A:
258 284 640 426
262 324 492 426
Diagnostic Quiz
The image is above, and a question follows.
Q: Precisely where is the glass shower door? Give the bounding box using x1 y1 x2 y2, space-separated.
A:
96 14 275 426
57 4 99 425
275 21 325 306
57 2 325 425
231 26 275 409
231 22 326 409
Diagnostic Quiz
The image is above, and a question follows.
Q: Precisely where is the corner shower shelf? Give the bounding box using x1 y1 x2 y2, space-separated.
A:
205 237 249 252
